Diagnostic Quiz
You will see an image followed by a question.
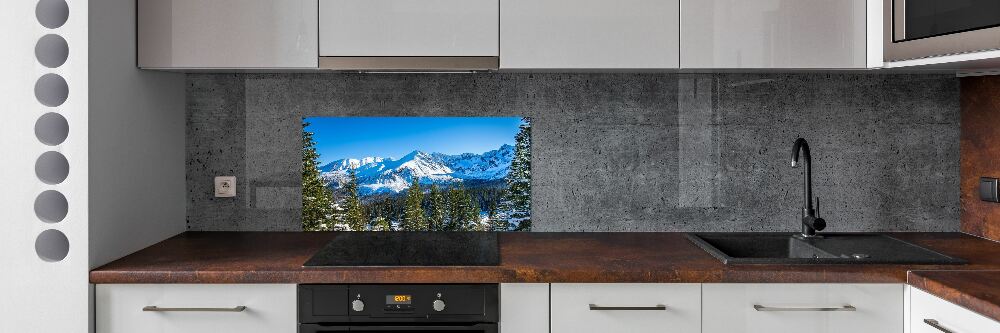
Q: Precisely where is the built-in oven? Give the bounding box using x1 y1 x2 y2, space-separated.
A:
885 0 1000 61
299 284 498 333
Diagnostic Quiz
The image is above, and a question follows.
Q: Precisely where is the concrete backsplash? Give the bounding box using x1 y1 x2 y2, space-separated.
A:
186 73 960 232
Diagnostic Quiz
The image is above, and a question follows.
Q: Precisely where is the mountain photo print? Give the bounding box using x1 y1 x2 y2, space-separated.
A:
302 117 531 232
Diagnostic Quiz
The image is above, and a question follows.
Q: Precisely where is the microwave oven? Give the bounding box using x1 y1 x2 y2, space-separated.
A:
884 0 1000 62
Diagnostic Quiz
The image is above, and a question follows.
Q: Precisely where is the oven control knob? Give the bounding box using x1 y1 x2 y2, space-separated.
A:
432 299 446 312
351 299 365 312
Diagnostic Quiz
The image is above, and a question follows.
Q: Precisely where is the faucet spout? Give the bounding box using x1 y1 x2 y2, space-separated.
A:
791 138 825 237
791 138 812 209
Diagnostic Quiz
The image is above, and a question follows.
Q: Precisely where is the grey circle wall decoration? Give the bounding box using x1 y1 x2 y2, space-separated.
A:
34 190 68 223
35 229 69 262
35 34 69 68
34 0 73 266
34 73 69 107
35 151 69 185
35 112 69 145
36 0 69 29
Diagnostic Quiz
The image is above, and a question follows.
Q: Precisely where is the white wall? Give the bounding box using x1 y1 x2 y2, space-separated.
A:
88 0 186 269
0 0 90 331
0 0 185 331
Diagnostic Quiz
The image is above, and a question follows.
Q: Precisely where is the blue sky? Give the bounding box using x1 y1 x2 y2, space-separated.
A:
305 117 525 166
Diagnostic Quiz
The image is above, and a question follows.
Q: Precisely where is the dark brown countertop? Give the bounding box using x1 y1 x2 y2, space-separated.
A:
90 232 1000 320
908 270 1000 323
91 232 1000 284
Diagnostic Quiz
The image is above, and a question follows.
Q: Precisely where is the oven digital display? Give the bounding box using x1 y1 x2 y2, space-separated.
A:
386 295 412 305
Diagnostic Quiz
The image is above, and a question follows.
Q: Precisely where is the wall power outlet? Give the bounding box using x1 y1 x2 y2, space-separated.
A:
215 176 236 198
980 177 999 203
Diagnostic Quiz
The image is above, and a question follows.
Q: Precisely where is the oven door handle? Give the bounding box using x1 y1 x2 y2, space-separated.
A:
299 323 497 332
349 323 496 331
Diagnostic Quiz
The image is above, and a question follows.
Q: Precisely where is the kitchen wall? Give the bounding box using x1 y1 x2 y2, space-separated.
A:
186 73 959 232
90 0 186 269
960 76 1000 242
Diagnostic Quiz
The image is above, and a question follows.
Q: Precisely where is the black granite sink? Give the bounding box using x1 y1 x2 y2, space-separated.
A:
686 233 966 265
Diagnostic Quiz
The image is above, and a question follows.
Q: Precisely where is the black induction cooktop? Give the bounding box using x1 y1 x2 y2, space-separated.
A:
303 232 500 267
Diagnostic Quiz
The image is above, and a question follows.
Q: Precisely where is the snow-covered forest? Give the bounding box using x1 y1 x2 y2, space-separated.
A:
302 118 531 232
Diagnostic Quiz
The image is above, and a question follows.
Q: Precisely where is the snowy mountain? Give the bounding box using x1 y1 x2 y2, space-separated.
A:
320 144 514 195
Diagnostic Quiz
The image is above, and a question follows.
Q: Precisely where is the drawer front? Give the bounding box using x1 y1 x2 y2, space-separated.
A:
551 283 701 333
96 284 297 333
703 284 903 333
910 287 1000 333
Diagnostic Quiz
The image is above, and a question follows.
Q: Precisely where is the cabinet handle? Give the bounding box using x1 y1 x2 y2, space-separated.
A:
143 306 247 312
588 304 667 311
923 319 955 333
753 304 856 312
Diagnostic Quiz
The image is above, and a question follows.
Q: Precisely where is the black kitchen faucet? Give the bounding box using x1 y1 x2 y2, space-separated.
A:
791 138 826 237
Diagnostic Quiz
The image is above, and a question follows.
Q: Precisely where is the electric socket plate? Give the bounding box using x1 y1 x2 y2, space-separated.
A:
215 176 236 198
979 177 998 203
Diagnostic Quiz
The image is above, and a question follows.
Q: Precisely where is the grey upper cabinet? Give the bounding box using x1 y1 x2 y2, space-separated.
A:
319 0 499 57
681 0 877 69
138 0 318 69
317 0 500 70
501 0 680 69
133 0 881 70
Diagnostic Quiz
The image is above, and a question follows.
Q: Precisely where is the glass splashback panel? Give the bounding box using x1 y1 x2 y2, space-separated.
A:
301 117 532 232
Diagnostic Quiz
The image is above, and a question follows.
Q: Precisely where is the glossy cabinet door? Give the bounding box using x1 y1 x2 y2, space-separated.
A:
138 0 318 69
96 284 297 333
500 283 549 333
910 287 1000 333
550 283 701 333
319 0 499 56
681 0 869 68
500 0 680 69
702 283 903 333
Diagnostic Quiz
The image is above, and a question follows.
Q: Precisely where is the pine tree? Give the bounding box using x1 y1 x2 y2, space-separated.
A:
401 177 427 231
343 168 368 231
502 117 532 231
427 184 446 231
330 202 346 229
447 186 468 231
465 190 482 231
487 200 508 231
370 216 393 231
302 122 336 231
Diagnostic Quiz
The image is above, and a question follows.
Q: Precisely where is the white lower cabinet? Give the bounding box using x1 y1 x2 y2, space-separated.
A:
909 287 1000 333
702 283 904 333
96 284 297 333
550 283 701 333
93 282 1000 333
500 283 549 333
